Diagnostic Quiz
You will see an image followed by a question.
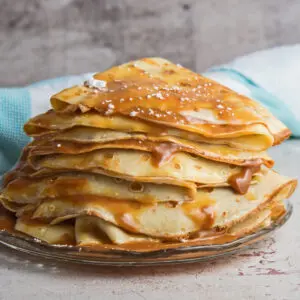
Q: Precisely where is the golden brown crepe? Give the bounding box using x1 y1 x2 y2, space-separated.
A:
3 170 294 239
50 58 289 144
27 127 274 167
2 173 194 204
25 110 275 151
0 57 296 251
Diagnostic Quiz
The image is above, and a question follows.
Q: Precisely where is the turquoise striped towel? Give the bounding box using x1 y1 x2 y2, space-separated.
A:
1 45 300 176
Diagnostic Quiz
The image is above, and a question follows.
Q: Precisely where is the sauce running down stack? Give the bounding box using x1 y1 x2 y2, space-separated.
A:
0 58 297 251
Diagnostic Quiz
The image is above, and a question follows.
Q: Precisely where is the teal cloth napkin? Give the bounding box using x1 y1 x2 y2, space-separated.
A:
0 88 31 175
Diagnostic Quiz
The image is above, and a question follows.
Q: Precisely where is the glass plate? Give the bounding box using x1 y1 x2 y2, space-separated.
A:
0 202 292 266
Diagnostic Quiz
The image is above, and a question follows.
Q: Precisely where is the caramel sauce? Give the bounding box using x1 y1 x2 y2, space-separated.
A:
4 177 35 191
51 59 265 128
270 203 286 220
45 195 155 234
119 213 140 233
201 187 214 193
55 233 76 246
2 164 36 187
18 216 51 227
244 191 256 201
43 177 89 198
182 195 216 229
228 165 261 194
0 205 15 232
151 142 182 167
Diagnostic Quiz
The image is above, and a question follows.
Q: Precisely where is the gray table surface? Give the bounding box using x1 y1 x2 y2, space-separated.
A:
0 139 299 300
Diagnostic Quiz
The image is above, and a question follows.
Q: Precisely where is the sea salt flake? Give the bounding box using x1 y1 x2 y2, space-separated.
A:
130 111 138 117
155 91 164 99
105 110 113 115
85 77 107 89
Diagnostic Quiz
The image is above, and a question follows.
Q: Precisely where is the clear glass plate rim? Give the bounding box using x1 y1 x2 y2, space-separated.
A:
0 202 293 266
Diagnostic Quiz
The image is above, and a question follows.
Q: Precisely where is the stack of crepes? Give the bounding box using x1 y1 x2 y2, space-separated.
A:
0 58 297 250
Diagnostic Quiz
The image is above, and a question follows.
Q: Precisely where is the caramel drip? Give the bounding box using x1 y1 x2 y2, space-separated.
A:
182 195 216 230
270 203 286 220
118 213 140 233
228 165 261 194
152 143 182 167
0 205 16 232
55 233 76 246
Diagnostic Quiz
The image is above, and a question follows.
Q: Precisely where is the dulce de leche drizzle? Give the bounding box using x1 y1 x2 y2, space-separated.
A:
182 194 216 229
51 58 265 127
150 142 182 167
0 205 16 232
228 165 261 194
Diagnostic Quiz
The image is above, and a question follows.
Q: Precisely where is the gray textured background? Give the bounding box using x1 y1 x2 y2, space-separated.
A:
1 0 300 86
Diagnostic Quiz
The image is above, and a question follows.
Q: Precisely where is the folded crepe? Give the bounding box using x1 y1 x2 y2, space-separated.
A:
0 58 297 251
